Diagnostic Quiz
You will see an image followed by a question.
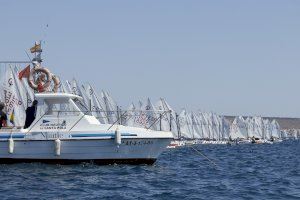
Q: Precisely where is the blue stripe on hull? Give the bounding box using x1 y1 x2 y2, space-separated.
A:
0 133 137 139
0 135 25 139
71 133 137 138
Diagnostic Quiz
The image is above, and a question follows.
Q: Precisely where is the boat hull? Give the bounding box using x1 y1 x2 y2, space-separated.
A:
0 138 171 165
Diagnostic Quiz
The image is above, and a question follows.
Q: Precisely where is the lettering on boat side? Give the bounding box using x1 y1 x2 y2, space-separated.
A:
122 140 154 146
47 133 66 139
40 120 67 130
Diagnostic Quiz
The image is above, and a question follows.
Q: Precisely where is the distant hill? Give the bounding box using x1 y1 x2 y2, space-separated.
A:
224 116 300 130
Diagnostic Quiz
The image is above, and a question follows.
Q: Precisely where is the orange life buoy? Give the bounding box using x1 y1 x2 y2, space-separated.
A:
28 67 60 93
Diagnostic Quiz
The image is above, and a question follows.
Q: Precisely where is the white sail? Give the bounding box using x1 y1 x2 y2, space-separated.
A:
230 116 248 139
263 119 272 140
64 80 72 94
191 112 202 139
253 116 264 139
201 112 210 139
131 100 144 128
246 117 255 138
155 98 178 138
187 112 194 138
67 79 89 107
281 130 288 139
79 86 90 108
70 79 81 96
155 98 171 131
0 67 26 126
178 109 193 139
101 91 118 124
13 66 34 109
212 113 221 140
124 103 136 127
59 80 68 93
221 116 230 140
271 120 281 138
131 98 158 130
84 84 108 124
161 98 179 139
203 112 214 140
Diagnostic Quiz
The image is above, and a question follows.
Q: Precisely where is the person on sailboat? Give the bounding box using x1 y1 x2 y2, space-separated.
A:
0 102 7 129
24 100 38 129
251 136 256 144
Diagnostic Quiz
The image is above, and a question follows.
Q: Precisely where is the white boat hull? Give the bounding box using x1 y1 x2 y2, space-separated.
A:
0 138 172 165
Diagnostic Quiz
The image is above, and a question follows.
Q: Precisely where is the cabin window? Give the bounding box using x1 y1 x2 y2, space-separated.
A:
44 99 80 116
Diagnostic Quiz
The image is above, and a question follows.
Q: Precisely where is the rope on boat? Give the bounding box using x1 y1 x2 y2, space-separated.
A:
190 146 219 169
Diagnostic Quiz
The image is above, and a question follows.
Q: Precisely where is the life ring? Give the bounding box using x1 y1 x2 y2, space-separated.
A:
28 67 52 92
27 67 60 93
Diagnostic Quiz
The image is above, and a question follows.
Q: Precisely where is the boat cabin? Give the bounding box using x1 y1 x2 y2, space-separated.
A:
27 93 100 132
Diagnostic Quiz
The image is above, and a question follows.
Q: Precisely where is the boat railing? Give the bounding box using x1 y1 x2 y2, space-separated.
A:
0 109 174 132
65 109 173 131
25 109 175 132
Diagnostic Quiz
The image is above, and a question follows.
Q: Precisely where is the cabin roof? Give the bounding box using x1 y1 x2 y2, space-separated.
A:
34 93 82 100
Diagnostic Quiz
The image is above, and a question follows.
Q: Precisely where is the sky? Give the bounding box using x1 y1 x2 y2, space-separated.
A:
0 0 300 117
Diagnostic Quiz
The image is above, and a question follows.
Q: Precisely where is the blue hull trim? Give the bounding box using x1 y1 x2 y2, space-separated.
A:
0 134 25 139
71 133 137 138
0 133 137 139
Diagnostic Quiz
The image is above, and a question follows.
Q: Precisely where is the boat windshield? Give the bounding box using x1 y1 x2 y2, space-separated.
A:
44 99 80 116
34 97 93 118
73 98 92 115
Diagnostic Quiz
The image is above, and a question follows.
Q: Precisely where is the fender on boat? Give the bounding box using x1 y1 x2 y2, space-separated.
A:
55 139 61 156
8 138 14 154
115 128 121 145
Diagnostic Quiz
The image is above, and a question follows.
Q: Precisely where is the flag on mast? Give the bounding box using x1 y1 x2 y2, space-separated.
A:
30 43 42 53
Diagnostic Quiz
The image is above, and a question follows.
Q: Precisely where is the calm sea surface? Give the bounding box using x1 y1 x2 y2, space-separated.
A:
0 140 299 200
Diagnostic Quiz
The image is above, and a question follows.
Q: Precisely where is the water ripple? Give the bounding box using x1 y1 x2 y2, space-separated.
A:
0 140 299 200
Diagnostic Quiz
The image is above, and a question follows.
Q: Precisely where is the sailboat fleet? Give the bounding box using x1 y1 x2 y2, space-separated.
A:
59 81 297 145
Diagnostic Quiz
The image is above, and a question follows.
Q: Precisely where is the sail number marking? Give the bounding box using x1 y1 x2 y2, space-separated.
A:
122 140 153 146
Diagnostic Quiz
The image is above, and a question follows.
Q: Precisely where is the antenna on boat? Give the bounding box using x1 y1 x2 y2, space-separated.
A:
31 40 43 67
25 51 32 62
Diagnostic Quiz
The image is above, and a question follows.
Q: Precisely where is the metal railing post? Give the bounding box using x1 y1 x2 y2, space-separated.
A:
169 110 172 132
159 113 162 131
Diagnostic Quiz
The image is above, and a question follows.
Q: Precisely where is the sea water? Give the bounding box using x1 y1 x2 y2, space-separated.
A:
0 140 299 200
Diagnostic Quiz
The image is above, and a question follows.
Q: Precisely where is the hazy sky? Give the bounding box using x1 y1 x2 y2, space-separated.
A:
0 0 300 117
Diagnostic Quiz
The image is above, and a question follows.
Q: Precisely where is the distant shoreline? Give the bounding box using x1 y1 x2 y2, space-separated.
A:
225 116 300 130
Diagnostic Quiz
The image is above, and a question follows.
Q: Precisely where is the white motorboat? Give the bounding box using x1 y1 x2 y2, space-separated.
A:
0 93 173 164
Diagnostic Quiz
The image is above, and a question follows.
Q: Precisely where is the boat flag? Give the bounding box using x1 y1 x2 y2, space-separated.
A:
30 43 42 53
9 109 15 126
18 65 31 80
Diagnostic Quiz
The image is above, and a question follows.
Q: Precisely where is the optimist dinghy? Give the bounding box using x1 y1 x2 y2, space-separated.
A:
0 93 173 164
